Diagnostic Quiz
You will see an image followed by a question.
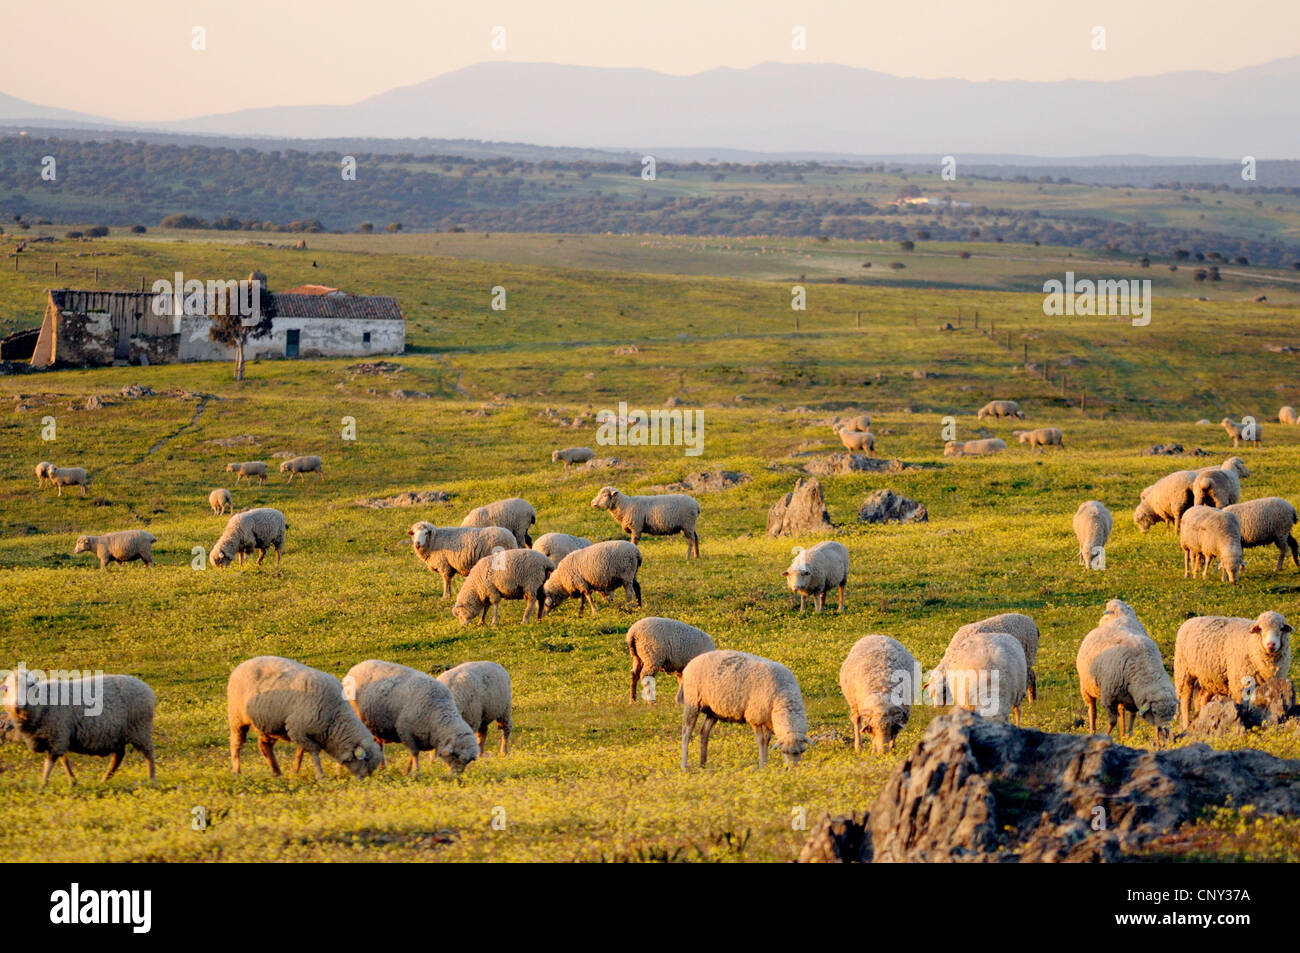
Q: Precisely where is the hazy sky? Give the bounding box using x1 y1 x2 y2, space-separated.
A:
5 0 1300 120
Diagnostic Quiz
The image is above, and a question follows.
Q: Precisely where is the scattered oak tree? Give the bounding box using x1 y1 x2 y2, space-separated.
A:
210 271 274 381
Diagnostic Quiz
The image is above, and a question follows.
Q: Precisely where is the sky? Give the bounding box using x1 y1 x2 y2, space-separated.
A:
4 0 1300 121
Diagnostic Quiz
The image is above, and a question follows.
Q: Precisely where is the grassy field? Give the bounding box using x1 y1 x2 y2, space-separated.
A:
1 235 1299 861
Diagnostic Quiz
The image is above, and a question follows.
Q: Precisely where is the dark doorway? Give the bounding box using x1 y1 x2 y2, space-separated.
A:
285 329 300 358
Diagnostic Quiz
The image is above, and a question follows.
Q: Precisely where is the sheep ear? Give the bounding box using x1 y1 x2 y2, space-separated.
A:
406 529 415 536
781 570 791 577
354 745 366 760
1250 624 1261 634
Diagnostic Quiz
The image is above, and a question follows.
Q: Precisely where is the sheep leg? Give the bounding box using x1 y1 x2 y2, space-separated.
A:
584 591 600 615
275 545 282 570
837 583 845 613
60 754 77 783
256 547 266 565
535 585 547 618
308 751 325 781
440 572 453 598
755 725 770 767
475 729 488 755
630 657 643 702
257 736 281 776
291 747 305 774
230 724 248 773
404 746 419 776
681 708 700 770
815 591 825 613
40 755 56 789
317 470 325 482
1027 670 1037 704
1085 696 1097 734
632 579 643 607
699 714 717 767
490 602 499 625
101 748 124 782
1013 704 1021 728
138 741 156 781
56 484 62 496
851 712 862 752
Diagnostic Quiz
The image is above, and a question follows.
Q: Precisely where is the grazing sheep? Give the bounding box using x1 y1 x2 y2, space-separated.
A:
279 455 324 482
1074 500 1113 569
838 635 918 753
943 438 1006 457
408 522 519 598
591 486 700 558
227 656 382 780
782 541 849 613
49 466 91 497
211 507 287 569
209 488 232 516
73 530 156 569
35 461 53 488
834 425 876 455
836 413 871 432
543 540 643 616
1192 469 1242 509
531 532 591 563
1133 499 1161 534
436 661 513 756
452 547 555 624
1179 505 1245 584
680 650 808 769
950 612 1041 704
626 617 716 703
1221 417 1262 448
461 497 536 548
925 631 1027 725
1280 406 1298 425
342 659 479 774
1 669 156 788
1076 599 1177 740
1018 427 1064 450
225 461 267 485
551 447 594 468
1174 611 1292 728
1222 497 1299 571
1140 458 1248 530
976 400 1024 420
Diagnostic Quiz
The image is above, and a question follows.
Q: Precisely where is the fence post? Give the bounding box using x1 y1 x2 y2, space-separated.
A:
855 310 861 329
974 312 979 329
1082 389 1087 414
54 260 58 277
1023 342 1028 365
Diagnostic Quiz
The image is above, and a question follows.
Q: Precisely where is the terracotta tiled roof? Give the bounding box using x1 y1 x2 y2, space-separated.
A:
270 293 403 321
281 284 341 295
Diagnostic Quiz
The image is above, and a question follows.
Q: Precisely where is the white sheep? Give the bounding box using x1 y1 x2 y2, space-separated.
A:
209 488 232 516
1018 427 1064 450
1221 417 1262 448
1133 498 1161 534
35 461 53 488
408 521 519 598
1174 611 1292 728
1 669 156 788
552 447 595 468
452 547 555 624
976 400 1024 420
926 630 1027 725
838 635 918 753
1073 500 1112 569
225 461 267 485
436 661 513 755
949 612 1041 703
211 507 287 569
680 650 808 769
836 413 871 432
626 617 716 703
227 656 383 779
461 497 537 548
543 540 643 615
782 541 849 613
1179 505 1244 584
342 659 480 774
279 455 324 482
1280 406 1298 426
1192 468 1242 509
1222 497 1299 571
943 438 1006 457
531 532 591 563
1075 599 1177 741
49 466 91 496
834 425 876 455
73 530 156 569
1139 457 1249 531
591 486 700 559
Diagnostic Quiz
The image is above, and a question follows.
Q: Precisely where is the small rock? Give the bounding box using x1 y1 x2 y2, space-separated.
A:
857 489 928 524
766 477 833 537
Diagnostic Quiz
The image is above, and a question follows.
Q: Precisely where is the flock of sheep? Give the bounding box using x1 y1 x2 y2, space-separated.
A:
7 397 1296 787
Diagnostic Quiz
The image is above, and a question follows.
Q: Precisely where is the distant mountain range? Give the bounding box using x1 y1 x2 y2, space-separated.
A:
3 58 1299 159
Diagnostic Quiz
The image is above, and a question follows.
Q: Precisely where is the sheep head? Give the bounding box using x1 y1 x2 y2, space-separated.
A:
591 486 619 510
1251 611 1292 658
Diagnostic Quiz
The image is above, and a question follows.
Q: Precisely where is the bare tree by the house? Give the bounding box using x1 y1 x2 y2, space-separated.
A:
210 271 274 381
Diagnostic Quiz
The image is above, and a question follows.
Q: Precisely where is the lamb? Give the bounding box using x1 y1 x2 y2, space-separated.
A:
950 612 1041 703
1179 505 1245 584
1221 417 1262 448
225 461 267 485
436 661 513 756
209 488 232 516
1075 599 1178 741
943 438 1006 457
531 532 591 563
1280 406 1298 426
227 655 383 779
626 617 717 703
1 669 156 788
838 635 918 753
461 497 536 548
279 455 324 482
73 530 156 569
452 547 555 624
35 461 53 488
211 507 287 569
925 630 1027 725
834 425 876 455
551 447 594 468
1222 497 1299 571
976 400 1024 420
782 541 849 613
1018 427 1064 449
408 521 519 597
341 659 480 774
591 486 700 558
1073 500 1113 570
1173 611 1292 728
543 539 643 616
49 466 91 496
680 650 808 769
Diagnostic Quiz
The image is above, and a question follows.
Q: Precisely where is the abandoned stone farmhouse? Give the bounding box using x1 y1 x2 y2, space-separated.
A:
30 276 404 368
